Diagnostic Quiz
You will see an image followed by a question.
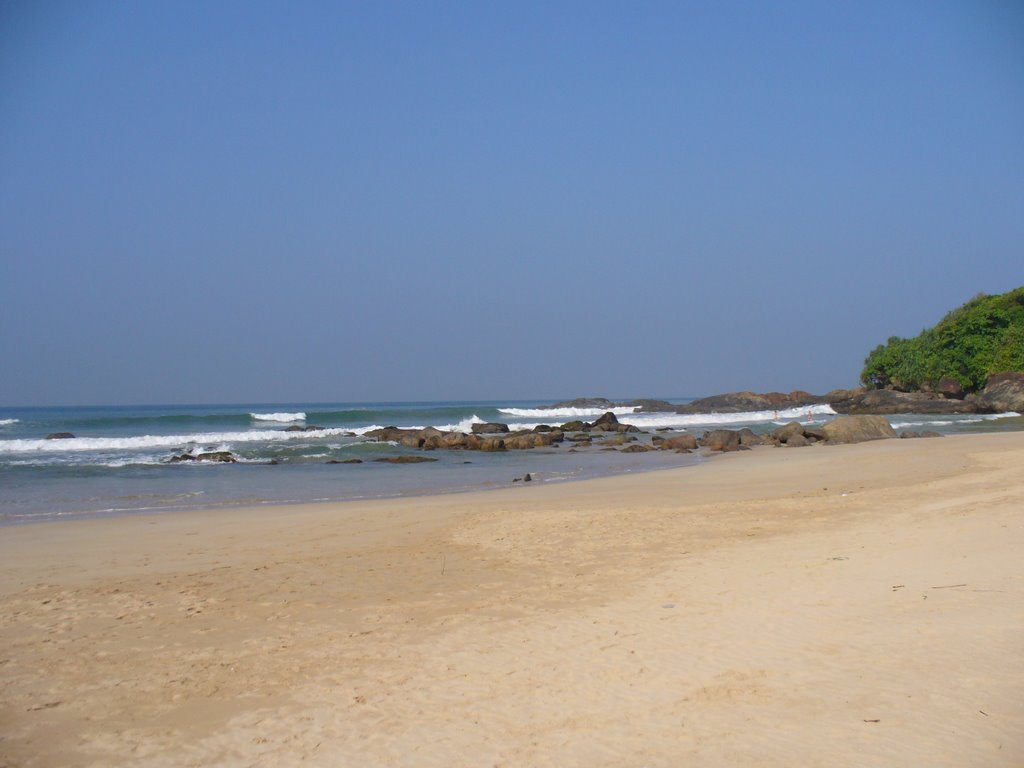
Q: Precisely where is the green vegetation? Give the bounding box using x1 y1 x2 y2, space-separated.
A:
861 287 1024 392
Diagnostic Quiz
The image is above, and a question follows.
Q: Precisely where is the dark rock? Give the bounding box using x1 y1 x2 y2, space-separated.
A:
471 422 510 434
827 388 977 414
821 415 897 444
677 390 823 414
524 473 532 482
567 434 594 443
533 424 554 432
785 433 810 447
45 432 75 440
936 378 965 399
170 451 236 463
620 444 651 452
372 456 438 464
659 434 697 451
921 431 944 438
504 434 552 449
977 372 1024 413
899 431 921 439
327 458 363 464
772 422 806 444
737 427 767 446
560 420 587 432
699 429 742 451
284 425 305 432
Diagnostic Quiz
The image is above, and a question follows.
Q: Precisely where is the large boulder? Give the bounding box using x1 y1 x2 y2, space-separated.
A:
698 429 743 452
977 372 1024 413
821 415 897 444
659 434 698 451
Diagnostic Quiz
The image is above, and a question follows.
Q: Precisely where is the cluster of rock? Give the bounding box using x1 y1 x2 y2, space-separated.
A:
552 373 1024 416
681 415 931 453
169 450 237 463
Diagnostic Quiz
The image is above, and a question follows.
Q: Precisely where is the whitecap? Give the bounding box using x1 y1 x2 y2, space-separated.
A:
0 428 358 454
498 406 640 419
250 412 306 423
0 419 19 426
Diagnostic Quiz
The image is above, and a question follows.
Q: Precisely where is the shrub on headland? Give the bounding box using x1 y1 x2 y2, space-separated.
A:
860 287 1024 393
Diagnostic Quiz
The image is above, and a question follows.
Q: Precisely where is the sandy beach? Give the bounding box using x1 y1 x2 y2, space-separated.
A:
1 432 1022 767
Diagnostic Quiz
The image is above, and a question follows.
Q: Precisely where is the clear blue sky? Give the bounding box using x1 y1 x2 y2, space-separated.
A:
1 1 1022 405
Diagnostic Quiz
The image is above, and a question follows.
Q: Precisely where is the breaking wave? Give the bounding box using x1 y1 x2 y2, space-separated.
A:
250 412 306 422
890 411 1020 429
0 428 359 454
0 419 19 426
498 406 640 419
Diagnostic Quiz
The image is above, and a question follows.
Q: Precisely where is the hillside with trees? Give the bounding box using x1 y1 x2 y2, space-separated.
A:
861 287 1024 394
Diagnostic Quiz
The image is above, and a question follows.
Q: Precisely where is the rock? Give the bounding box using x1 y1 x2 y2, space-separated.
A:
659 434 697 451
567 434 594 443
785 433 810 447
737 428 767 446
327 458 363 464
977 372 1024 413
827 388 977 414
677 390 823 414
533 424 554 432
372 456 438 464
921 431 944 438
772 422 806 443
477 437 506 452
170 451 236 463
591 412 620 429
560 420 587 432
549 397 616 409
504 434 552 449
439 432 470 449
399 435 425 448
471 422 510 434
936 378 965 399
699 429 743 451
899 431 921 439
620 444 651 452
524 473 532 482
821 415 897 444
45 432 75 439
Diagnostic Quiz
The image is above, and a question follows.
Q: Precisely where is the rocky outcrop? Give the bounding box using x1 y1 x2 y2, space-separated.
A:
821 415 897 444
677 391 823 414
976 372 1024 413
657 434 698 451
826 388 977 414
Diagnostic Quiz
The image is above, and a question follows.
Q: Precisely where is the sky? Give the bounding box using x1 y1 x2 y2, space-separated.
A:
1 1 1022 405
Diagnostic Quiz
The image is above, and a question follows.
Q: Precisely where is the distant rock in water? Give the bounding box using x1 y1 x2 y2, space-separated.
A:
471 422 510 434
46 432 75 440
677 391 823 414
549 397 617 409
372 456 438 464
826 388 977 415
169 451 236 463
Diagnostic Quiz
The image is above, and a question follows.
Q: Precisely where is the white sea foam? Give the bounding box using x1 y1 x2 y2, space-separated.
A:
250 411 306 422
890 412 1020 429
506 404 838 432
0 419 18 426
433 415 486 433
498 406 640 419
0 428 358 454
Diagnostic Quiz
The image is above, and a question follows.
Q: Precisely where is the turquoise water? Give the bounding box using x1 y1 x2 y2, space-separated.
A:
0 399 1019 524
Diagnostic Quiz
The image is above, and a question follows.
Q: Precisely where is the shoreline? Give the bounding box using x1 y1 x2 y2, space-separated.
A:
2 431 1022 766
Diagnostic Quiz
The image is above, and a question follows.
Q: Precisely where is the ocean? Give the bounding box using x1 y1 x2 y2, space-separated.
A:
0 399 1020 524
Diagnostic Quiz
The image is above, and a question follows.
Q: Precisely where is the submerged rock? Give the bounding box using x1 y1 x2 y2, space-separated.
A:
169 451 236 463
45 432 75 440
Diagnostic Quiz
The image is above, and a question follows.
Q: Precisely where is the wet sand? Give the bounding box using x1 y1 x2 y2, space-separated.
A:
2 432 1022 766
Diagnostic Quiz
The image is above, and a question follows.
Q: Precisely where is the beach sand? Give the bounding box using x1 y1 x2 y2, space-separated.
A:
1 432 1022 767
